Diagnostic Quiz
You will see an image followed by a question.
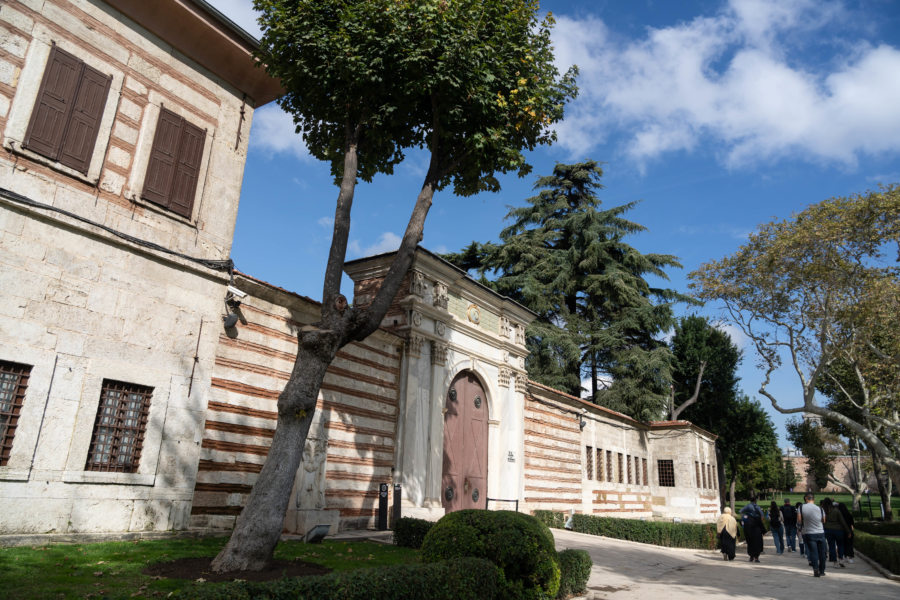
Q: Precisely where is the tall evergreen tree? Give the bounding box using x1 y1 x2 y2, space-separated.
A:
445 161 688 420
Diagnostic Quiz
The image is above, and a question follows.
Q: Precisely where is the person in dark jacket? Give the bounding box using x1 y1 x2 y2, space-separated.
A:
835 501 855 564
822 497 850 568
768 500 785 554
780 498 798 552
795 501 806 556
740 494 766 562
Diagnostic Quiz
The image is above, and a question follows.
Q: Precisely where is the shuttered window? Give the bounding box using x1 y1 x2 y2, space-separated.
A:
141 108 205 218
85 380 152 473
24 45 111 175
1 361 31 467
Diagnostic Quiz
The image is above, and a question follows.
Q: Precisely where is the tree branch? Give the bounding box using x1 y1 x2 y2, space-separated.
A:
671 361 706 421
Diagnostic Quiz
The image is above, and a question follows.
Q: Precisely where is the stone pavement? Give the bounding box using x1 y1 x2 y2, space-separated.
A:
552 528 900 600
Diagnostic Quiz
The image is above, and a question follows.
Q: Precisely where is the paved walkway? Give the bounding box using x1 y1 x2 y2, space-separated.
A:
552 528 899 600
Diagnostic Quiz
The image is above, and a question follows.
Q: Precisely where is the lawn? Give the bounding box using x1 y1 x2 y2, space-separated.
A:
0 536 419 599
733 492 900 520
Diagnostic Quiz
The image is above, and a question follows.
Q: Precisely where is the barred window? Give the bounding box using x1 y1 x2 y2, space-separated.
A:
634 456 641 486
658 459 675 487
627 454 633 484
702 462 708 488
642 458 648 485
617 453 624 483
695 461 701 488
85 380 152 473
596 448 603 481
708 464 715 489
1 360 31 466
606 450 613 482
585 446 593 480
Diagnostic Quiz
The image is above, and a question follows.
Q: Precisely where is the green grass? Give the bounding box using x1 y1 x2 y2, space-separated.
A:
0 536 419 599
733 492 900 519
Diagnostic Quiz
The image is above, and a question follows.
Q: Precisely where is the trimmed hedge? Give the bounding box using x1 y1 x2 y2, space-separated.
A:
855 520 900 536
854 531 900 575
422 509 560 600
534 510 717 550
172 556 503 600
556 549 591 599
393 516 434 548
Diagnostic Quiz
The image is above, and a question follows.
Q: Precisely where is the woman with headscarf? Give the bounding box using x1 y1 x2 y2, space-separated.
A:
716 507 738 560
739 494 766 562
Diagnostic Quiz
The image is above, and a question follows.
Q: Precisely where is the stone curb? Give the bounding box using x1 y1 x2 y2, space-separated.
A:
856 550 900 582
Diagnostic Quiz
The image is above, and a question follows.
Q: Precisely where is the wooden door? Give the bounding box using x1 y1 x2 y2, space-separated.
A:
442 371 488 513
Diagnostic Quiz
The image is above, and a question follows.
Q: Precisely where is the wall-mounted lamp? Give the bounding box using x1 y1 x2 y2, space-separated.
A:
578 407 587 430
223 285 246 330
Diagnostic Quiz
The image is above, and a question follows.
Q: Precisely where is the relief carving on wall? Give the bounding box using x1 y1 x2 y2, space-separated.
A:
499 366 511 388
434 320 446 336
297 437 328 510
411 310 422 327
433 281 449 310
431 341 448 366
410 270 426 297
499 316 511 339
407 334 424 357
514 372 527 393
514 324 526 345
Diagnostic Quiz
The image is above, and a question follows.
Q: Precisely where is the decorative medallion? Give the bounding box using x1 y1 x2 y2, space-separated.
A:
445 487 454 501
474 395 482 409
472 488 479 503
411 310 422 327
434 320 446 336
448 388 457 402
466 304 481 325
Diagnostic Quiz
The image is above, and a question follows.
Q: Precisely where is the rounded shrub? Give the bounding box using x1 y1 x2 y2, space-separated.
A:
421 510 561 600
555 549 591 599
393 516 434 548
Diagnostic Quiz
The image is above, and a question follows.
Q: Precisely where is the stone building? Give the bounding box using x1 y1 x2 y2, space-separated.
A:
0 0 280 534
0 0 719 541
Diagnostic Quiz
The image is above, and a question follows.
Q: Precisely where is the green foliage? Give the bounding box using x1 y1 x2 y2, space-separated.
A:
176 557 504 600
392 517 434 548
254 0 577 193
555 549 591 599
786 418 833 489
532 511 717 550
719 395 779 498
855 521 900 536
445 161 690 420
421 509 560 600
853 531 900 575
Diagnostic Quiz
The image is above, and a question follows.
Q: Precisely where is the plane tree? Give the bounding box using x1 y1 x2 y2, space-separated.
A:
211 0 576 572
689 186 900 492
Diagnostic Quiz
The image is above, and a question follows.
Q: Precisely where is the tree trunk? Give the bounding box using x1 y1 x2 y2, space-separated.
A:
729 476 736 513
210 343 333 572
716 443 726 511
872 450 894 521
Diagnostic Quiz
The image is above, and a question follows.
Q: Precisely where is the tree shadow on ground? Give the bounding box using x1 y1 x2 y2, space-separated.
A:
143 556 330 582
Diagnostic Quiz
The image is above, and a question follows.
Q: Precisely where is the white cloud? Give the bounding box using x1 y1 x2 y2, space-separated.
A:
715 321 750 349
248 105 312 161
347 232 402 258
552 0 900 170
317 217 334 228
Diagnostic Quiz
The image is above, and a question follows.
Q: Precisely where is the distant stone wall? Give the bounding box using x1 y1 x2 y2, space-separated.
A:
523 382 720 522
189 274 403 532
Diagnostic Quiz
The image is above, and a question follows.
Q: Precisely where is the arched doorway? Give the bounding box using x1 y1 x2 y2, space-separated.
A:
442 370 488 513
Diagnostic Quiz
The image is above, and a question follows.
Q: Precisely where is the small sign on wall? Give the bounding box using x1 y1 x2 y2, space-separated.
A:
508 451 515 463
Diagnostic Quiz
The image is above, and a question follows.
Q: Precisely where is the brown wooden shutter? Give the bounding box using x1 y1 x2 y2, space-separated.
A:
24 46 81 160
169 120 204 218
142 108 204 218
58 63 111 174
142 109 183 208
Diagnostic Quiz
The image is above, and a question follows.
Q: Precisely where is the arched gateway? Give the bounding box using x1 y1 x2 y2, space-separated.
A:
442 371 489 512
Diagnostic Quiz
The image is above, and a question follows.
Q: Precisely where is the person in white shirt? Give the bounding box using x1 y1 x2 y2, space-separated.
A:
797 492 827 577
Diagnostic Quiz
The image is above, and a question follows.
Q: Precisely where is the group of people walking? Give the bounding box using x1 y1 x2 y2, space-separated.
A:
715 492 855 577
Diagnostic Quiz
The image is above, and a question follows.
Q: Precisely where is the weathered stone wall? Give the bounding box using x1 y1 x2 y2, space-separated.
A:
189 273 403 532
0 0 265 535
524 383 720 522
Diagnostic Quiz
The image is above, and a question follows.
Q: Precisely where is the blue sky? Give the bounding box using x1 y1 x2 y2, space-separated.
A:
208 0 900 445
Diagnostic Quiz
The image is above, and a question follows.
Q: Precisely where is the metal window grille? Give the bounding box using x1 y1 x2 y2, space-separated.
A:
708 464 714 489
702 462 708 488
585 446 593 480
606 450 613 482
627 454 632 484
85 380 152 473
596 448 603 481
642 458 648 485
617 453 624 483
634 456 641 486
695 461 701 488
657 459 675 487
0 361 31 466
